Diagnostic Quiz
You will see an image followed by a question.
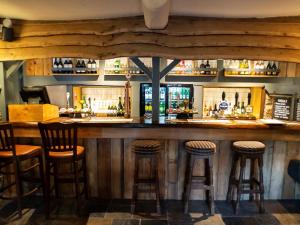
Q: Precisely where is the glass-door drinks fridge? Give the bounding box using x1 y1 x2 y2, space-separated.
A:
140 83 193 116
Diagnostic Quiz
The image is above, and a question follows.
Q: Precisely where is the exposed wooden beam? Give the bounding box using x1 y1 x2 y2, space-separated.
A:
6 61 24 78
160 59 180 79
129 57 152 79
1 16 300 62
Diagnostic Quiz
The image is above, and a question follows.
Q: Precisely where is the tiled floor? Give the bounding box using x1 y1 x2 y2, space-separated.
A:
0 197 299 225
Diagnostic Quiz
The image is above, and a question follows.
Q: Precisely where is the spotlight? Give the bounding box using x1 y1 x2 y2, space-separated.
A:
2 18 14 42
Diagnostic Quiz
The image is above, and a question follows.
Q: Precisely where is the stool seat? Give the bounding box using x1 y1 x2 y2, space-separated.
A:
0 145 41 158
185 141 216 155
233 141 265 153
49 146 85 158
132 140 160 153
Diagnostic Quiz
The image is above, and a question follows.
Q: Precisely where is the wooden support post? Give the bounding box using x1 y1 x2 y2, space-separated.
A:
152 57 160 122
0 62 7 120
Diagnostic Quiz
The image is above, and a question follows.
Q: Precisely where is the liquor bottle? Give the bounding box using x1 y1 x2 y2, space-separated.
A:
75 59 81 74
233 92 239 114
81 60 86 74
243 59 249 75
205 60 211 75
271 62 277 75
246 92 253 115
58 58 63 73
117 96 123 117
203 103 208 117
92 59 97 74
241 101 245 114
69 59 73 74
87 59 92 74
114 59 121 74
266 61 272 75
200 60 206 75
53 58 58 73
213 103 218 116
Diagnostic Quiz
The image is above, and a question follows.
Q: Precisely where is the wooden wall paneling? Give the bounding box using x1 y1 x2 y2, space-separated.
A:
97 138 112 199
278 62 288 77
24 59 36 76
166 140 179 199
286 62 297 77
213 141 220 199
84 139 98 197
159 140 166 200
33 59 44 76
263 141 275 199
282 142 300 199
110 139 122 199
269 141 287 199
124 138 134 199
216 141 232 200
177 141 187 200
296 63 300 77
43 58 52 76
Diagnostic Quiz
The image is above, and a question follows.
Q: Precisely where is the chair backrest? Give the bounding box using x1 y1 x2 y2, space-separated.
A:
0 123 16 155
38 122 78 158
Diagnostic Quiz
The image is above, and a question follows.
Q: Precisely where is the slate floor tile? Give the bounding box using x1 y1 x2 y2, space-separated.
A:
279 200 300 213
222 217 260 225
254 214 281 225
86 217 113 225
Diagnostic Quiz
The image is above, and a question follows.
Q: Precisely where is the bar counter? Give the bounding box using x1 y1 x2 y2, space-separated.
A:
10 118 300 201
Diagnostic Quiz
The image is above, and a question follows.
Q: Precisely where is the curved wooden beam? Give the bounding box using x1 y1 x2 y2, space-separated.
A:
1 45 300 62
2 16 300 62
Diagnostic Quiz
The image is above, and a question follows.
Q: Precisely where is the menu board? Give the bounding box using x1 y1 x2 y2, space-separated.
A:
272 95 292 120
296 98 300 121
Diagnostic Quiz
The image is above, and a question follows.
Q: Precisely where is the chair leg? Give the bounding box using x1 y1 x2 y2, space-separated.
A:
258 155 265 213
184 154 195 214
38 155 48 218
227 153 238 202
235 156 246 215
208 156 215 215
13 158 22 218
131 154 139 213
45 161 51 218
249 158 256 201
154 154 161 214
53 162 60 199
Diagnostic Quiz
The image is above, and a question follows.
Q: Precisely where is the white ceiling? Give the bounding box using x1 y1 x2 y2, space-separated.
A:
0 0 300 20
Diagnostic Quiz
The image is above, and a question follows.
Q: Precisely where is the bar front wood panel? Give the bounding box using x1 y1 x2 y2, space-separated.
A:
74 138 300 200
3 16 300 62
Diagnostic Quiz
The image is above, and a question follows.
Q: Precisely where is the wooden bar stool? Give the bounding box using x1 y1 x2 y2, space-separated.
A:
0 123 45 217
38 122 88 217
183 141 215 215
227 141 265 214
131 140 161 214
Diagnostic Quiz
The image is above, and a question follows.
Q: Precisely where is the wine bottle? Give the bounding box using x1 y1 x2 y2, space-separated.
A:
81 60 86 74
58 58 63 73
87 59 92 74
266 61 272 75
246 92 253 115
92 59 97 74
271 62 277 75
241 101 245 114
205 60 211 75
76 59 81 74
200 60 205 75
53 58 58 73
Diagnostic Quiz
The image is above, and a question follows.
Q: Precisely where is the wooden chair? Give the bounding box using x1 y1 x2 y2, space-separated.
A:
183 140 215 215
0 122 45 217
227 141 265 214
38 122 88 217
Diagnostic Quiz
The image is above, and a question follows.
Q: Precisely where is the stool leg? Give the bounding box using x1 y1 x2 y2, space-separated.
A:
45 160 51 218
38 155 48 218
249 158 256 202
131 154 139 213
184 154 195 214
154 154 161 214
235 156 246 215
208 156 215 215
227 153 238 202
258 155 265 213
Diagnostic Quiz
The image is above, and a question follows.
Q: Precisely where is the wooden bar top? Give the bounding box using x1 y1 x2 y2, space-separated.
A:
10 117 300 141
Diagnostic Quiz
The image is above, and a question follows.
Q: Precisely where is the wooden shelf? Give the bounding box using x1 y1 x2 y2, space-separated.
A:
168 74 217 77
104 74 149 81
224 74 279 78
53 75 99 81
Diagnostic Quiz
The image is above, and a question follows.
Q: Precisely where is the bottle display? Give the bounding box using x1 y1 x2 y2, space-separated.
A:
203 87 257 119
52 58 98 74
168 59 218 76
224 59 280 76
